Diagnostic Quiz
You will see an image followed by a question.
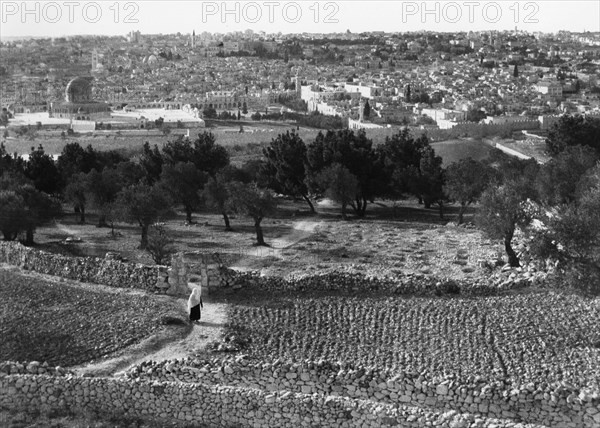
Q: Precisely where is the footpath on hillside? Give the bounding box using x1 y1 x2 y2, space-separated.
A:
72 219 324 377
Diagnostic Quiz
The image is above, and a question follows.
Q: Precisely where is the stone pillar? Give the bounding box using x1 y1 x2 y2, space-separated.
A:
156 266 170 293
166 252 189 296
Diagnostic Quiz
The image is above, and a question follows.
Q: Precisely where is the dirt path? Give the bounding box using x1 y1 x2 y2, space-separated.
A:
73 220 323 376
0 263 229 378
8 219 322 378
263 220 324 258
74 288 228 378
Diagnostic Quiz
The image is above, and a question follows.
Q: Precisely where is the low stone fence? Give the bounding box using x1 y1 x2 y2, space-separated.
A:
1 241 548 298
0 361 73 377
0 373 470 428
0 242 165 292
122 357 600 428
2 359 599 428
217 268 544 297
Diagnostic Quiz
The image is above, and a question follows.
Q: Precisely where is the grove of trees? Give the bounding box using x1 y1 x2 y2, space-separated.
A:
1 114 599 284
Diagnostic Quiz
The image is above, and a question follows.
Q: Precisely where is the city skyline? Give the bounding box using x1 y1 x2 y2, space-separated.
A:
1 0 599 39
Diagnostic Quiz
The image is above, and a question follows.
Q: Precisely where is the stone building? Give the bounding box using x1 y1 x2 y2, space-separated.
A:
48 76 111 120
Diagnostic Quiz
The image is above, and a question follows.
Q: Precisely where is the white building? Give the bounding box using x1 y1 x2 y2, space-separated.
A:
421 108 466 122
535 81 563 98
344 83 383 99
348 118 383 130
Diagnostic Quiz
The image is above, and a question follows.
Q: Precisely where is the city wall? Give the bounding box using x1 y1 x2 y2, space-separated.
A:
426 120 540 141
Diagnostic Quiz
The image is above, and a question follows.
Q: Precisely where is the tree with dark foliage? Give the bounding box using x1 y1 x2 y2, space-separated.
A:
0 173 61 245
535 145 599 206
56 142 99 185
162 132 229 178
116 183 173 249
306 129 382 217
159 162 207 224
476 181 533 267
546 114 600 156
0 190 27 241
146 224 176 265
139 142 164 185
377 128 431 201
64 172 88 223
85 167 124 227
444 158 492 224
226 182 277 246
316 163 358 220
24 145 61 195
262 129 315 213
415 145 445 217
0 143 25 177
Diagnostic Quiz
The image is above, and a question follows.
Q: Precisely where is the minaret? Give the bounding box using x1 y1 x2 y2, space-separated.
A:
359 97 365 122
91 49 98 72
295 71 301 98
191 30 195 49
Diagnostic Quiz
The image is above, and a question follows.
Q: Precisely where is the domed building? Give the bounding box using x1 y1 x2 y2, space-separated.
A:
49 76 110 120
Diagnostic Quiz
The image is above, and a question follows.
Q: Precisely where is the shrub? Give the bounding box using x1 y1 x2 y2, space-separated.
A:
552 262 600 296
528 230 559 260
146 224 175 265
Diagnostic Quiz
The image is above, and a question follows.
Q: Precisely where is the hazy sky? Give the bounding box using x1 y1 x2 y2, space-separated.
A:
1 1 599 38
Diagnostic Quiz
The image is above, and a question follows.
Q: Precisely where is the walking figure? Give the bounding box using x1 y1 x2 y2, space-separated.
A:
188 287 203 324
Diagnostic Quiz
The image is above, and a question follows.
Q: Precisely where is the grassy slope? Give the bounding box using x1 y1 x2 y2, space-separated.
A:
431 138 493 166
3 125 478 157
0 269 186 367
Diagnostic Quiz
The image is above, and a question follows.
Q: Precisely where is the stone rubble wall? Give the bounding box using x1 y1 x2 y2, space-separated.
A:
2 364 599 428
0 241 549 298
0 374 476 428
216 267 547 296
123 358 600 428
3 373 592 428
0 242 165 292
0 361 74 377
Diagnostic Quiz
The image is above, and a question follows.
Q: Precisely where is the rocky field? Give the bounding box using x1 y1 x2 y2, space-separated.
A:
0 268 187 366
223 291 600 390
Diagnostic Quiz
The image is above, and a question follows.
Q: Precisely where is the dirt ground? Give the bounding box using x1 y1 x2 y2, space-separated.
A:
73 289 228 378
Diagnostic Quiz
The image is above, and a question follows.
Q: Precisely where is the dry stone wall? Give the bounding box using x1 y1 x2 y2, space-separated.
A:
0 242 164 292
122 357 600 428
214 267 547 297
0 241 549 298
0 373 487 428
2 361 599 428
